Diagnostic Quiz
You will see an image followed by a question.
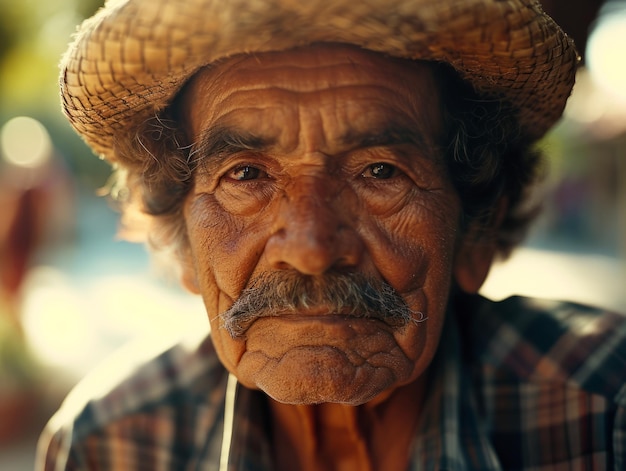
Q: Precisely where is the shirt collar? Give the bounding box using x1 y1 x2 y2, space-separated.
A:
409 314 503 470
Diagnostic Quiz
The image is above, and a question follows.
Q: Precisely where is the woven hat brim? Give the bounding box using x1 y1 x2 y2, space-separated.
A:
60 0 579 162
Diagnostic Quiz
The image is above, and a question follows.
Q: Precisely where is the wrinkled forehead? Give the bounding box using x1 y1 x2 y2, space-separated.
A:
176 44 444 145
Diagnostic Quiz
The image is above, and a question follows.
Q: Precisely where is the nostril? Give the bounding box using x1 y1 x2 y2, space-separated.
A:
271 260 293 271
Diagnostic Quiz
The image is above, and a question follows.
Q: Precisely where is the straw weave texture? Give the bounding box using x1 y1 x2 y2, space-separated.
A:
60 0 578 162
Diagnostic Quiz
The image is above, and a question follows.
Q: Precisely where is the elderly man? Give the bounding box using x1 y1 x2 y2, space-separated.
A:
38 0 625 469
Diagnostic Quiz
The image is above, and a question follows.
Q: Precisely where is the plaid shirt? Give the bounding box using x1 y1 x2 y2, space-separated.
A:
37 295 626 470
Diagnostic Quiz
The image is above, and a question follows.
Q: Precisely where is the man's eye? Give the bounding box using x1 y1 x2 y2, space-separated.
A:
362 163 398 179
226 165 266 181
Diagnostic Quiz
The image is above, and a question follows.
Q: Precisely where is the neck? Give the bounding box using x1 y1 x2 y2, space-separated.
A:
269 377 426 471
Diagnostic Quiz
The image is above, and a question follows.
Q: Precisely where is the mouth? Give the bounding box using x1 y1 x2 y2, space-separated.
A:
222 305 411 339
219 271 415 338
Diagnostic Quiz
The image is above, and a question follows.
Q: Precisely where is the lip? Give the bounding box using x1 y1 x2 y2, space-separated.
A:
276 307 362 317
223 301 412 339
270 312 376 322
247 312 397 333
250 310 408 329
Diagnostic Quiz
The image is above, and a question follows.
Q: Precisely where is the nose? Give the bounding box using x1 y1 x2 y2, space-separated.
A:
265 177 363 275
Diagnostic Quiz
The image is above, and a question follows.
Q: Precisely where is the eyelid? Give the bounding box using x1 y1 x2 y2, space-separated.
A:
193 152 268 187
219 154 275 181
350 146 440 190
352 146 411 172
224 164 270 181
359 162 398 178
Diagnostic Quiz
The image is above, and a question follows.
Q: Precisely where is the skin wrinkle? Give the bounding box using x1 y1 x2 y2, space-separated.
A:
216 71 419 96
366 198 433 286
250 349 399 401
180 44 488 408
188 83 436 157
244 342 400 404
193 127 276 174
246 341 396 367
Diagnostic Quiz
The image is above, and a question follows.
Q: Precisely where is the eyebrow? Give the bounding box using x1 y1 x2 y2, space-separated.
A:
188 121 437 175
340 123 435 159
189 126 275 173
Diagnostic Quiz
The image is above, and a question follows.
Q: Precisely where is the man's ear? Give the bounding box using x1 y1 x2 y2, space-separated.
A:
179 250 201 294
453 233 497 294
453 198 507 294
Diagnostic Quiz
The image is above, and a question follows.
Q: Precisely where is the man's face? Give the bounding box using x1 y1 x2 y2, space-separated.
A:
180 44 476 405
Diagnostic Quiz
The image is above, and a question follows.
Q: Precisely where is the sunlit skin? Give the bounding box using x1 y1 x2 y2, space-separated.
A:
178 44 494 469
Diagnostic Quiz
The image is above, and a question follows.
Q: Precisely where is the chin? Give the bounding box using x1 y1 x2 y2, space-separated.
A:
259 379 392 406
243 347 404 405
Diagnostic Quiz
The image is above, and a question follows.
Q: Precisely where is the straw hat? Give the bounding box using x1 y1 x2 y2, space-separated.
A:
60 0 578 163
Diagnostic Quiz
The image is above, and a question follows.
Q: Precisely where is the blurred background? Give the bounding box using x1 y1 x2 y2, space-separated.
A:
0 0 624 469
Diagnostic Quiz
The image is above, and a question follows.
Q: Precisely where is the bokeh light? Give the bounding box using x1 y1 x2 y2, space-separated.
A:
0 116 52 169
20 267 97 372
586 3 626 102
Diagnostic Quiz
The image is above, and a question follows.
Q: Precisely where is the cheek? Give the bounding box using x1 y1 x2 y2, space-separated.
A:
185 193 269 297
184 193 272 377
360 192 460 371
364 190 461 295
392 310 447 386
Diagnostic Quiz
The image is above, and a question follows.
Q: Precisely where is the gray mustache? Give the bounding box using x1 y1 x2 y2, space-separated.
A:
220 272 419 338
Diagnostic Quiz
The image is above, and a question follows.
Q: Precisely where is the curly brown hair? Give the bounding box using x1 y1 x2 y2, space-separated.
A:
106 60 544 270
